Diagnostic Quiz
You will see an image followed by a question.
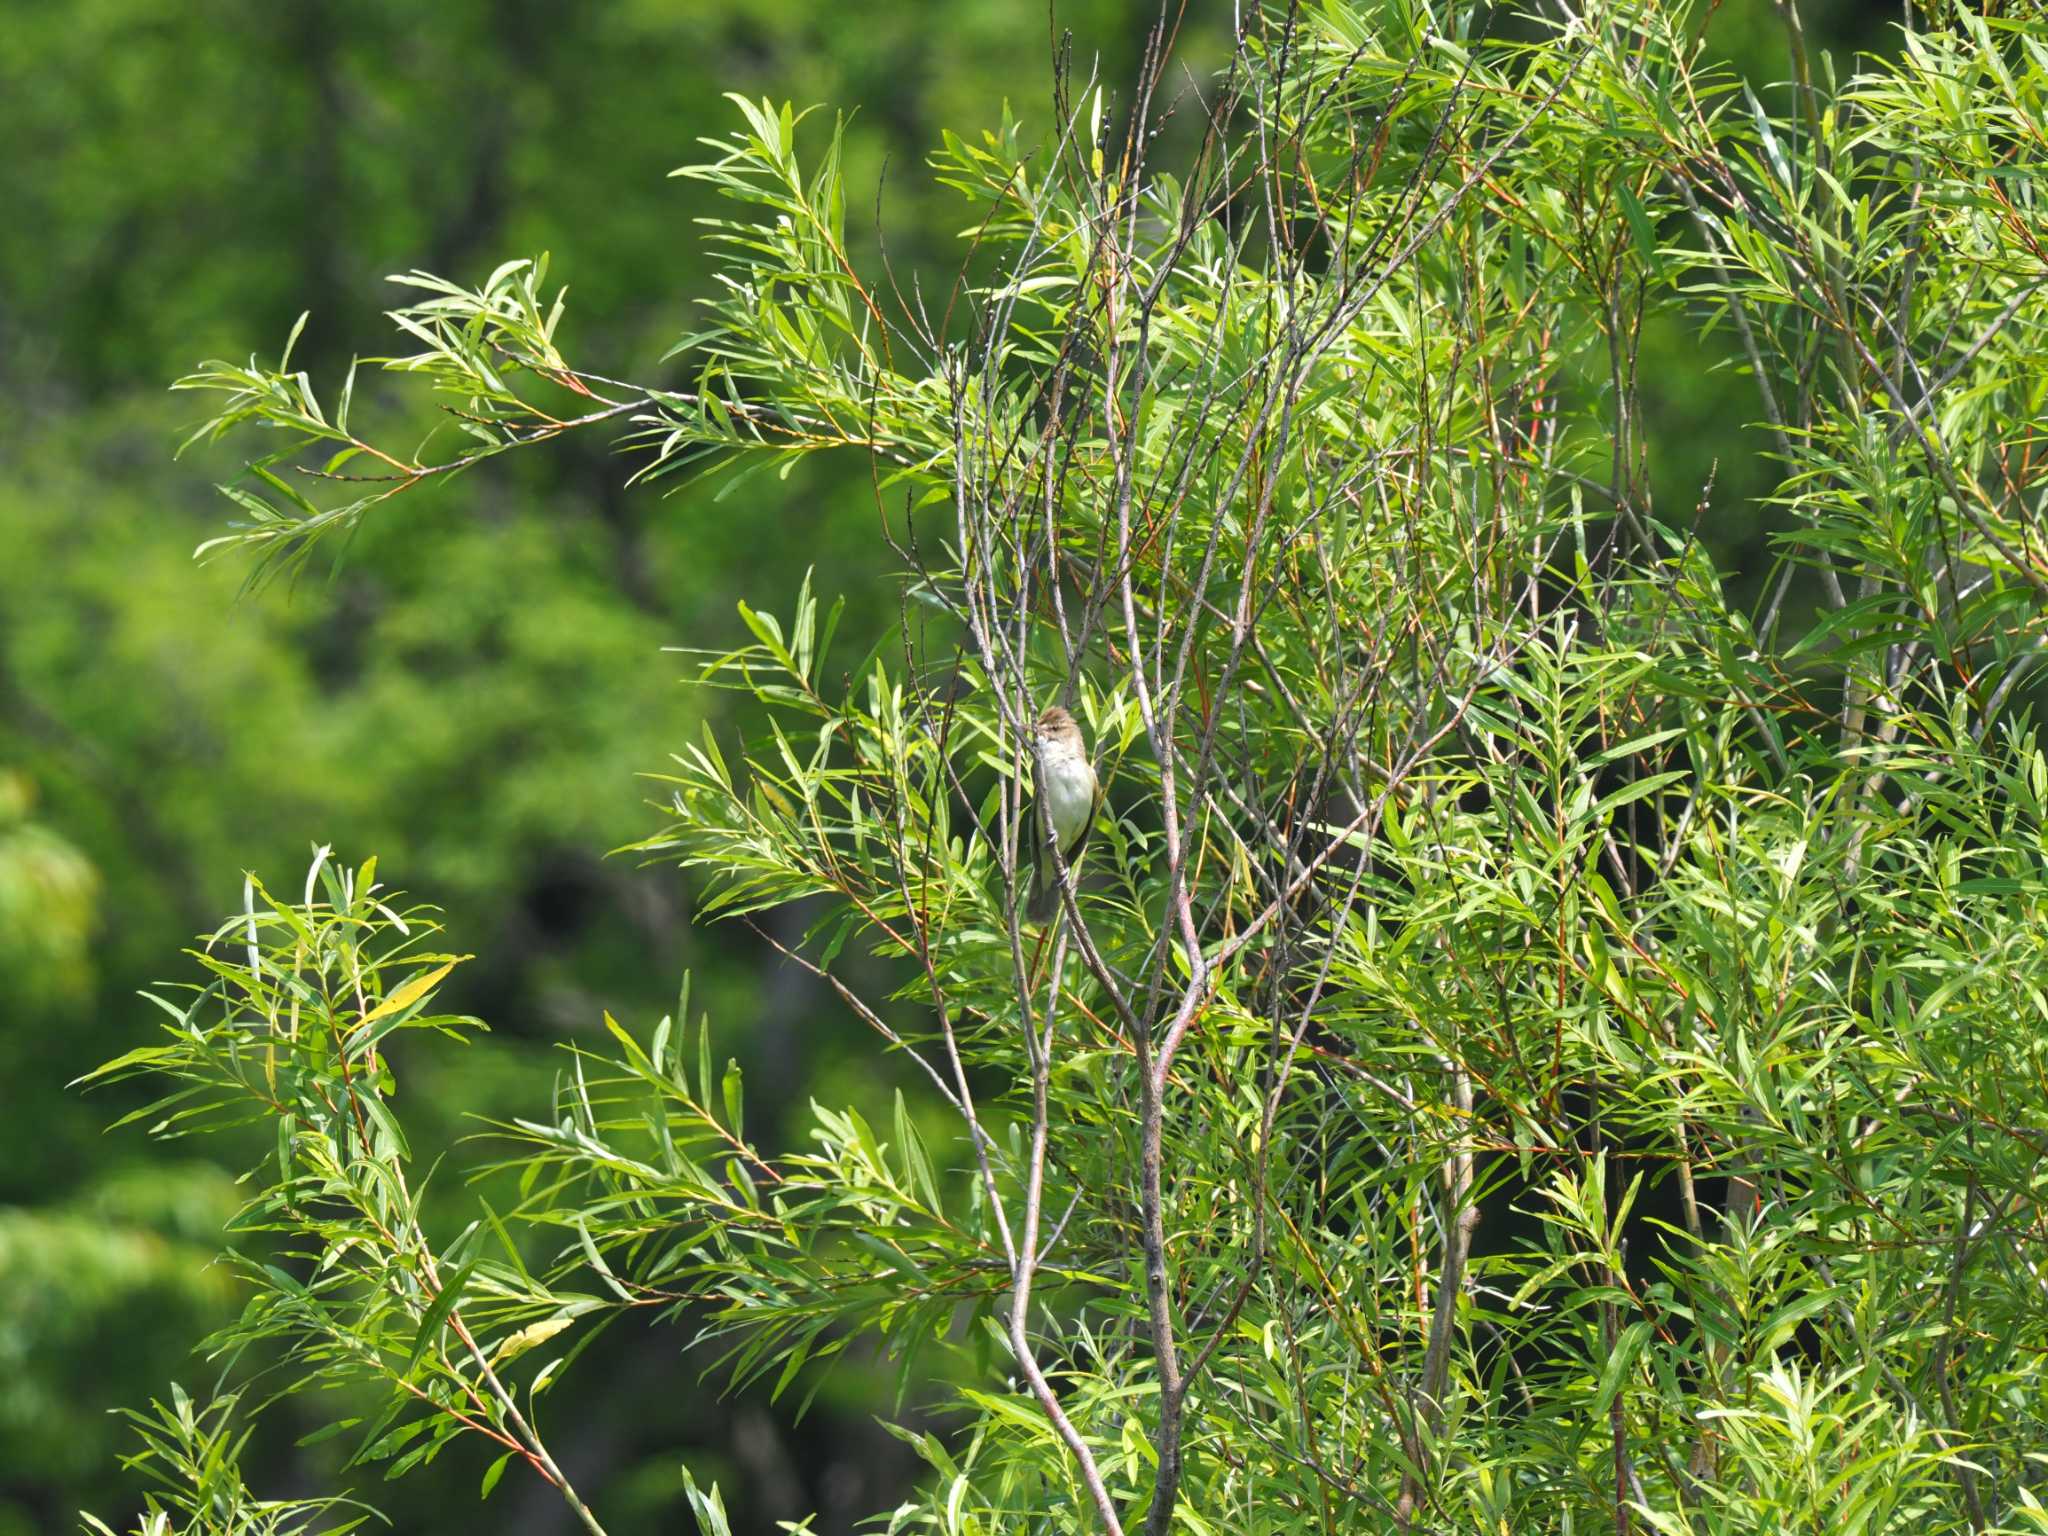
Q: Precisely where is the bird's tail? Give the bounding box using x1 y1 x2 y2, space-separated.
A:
1028 856 1059 924
1029 843 1084 924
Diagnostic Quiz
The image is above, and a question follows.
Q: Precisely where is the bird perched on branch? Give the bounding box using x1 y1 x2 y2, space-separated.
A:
1028 705 1100 923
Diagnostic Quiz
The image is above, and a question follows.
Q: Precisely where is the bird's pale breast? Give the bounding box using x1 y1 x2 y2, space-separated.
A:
1040 750 1095 850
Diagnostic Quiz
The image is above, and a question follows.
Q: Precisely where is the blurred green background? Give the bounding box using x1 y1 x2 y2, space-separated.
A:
0 1 1897 1531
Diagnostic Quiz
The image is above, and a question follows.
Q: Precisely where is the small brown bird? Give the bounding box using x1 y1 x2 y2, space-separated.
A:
1028 705 1100 922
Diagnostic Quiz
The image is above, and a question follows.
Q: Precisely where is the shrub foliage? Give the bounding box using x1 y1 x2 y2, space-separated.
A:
92 2 2048 1531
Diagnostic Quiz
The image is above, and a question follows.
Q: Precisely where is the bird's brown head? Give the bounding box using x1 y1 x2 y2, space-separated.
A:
1034 705 1084 749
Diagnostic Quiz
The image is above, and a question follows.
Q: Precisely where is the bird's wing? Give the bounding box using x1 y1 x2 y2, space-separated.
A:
1065 774 1102 864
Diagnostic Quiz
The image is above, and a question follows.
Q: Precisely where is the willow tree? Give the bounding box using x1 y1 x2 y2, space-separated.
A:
89 2 2048 1532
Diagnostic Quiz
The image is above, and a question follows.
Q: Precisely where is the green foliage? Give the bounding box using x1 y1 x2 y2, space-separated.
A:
0 1175 238 1489
2 3 1177 1528
0 771 99 1003
72 0 2048 1533
80 1387 377 1536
